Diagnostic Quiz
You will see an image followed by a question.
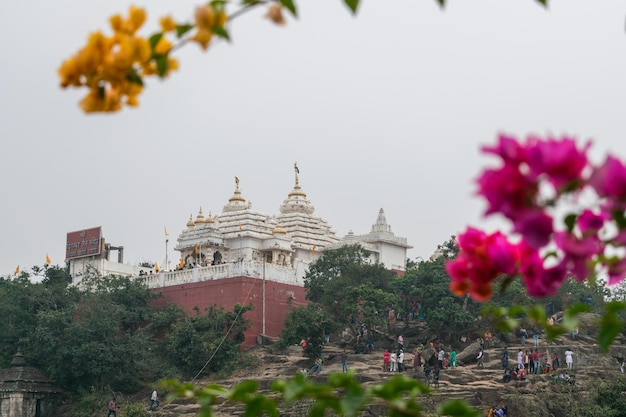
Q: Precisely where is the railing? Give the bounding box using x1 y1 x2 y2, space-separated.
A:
141 260 303 288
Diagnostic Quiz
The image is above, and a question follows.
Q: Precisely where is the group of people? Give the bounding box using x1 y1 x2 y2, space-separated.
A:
106 390 160 416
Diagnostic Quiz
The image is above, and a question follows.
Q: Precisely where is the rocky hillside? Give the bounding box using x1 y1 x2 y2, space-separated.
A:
146 314 626 417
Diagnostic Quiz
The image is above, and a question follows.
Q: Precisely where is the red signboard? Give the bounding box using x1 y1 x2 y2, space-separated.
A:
66 226 102 260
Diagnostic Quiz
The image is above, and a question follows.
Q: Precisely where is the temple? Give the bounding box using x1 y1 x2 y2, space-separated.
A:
68 165 412 346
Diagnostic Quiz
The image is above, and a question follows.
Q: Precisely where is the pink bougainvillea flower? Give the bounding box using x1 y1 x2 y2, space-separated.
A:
517 240 566 296
577 209 607 234
446 228 520 301
525 136 590 190
607 258 626 285
554 230 602 282
589 155 626 200
554 230 603 259
477 164 537 218
522 261 568 297
481 133 527 165
512 209 554 249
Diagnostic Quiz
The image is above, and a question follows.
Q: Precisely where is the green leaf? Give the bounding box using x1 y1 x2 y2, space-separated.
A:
176 24 194 38
229 380 259 401
597 301 626 352
435 0 445 7
564 213 577 233
154 55 169 77
212 25 230 41
126 68 144 87
149 32 163 49
613 209 626 229
97 84 105 100
279 0 297 17
439 399 481 417
343 0 360 14
535 0 548 6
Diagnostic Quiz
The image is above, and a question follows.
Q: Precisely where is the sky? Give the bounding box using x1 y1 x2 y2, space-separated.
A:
1 0 626 275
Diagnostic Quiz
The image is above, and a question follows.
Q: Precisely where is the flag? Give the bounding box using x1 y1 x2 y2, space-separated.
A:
238 221 243 231
178 258 185 269
164 226 169 237
45 254 51 264
154 263 160 272
311 246 316 257
235 176 239 185
294 162 299 174
194 245 199 254
14 265 19 275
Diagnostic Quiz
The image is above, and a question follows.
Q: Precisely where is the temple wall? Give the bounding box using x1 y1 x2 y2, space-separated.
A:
151 276 308 348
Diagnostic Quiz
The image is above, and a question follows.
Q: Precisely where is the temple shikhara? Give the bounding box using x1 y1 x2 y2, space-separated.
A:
67 165 412 346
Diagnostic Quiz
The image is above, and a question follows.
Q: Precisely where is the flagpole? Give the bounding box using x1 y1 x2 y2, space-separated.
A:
165 238 169 271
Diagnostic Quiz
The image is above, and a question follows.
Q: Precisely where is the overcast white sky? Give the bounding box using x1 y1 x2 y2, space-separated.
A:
1 0 626 275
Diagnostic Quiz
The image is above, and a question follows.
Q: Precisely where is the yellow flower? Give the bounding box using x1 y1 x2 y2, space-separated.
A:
126 6 147 34
168 57 179 72
160 15 177 33
190 28 213 50
154 37 173 55
194 5 216 30
109 14 124 33
141 61 157 76
266 4 286 26
79 85 122 113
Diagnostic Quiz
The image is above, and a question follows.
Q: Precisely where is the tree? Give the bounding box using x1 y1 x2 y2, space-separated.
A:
165 303 252 376
304 245 397 327
23 273 158 392
398 238 477 339
277 303 340 359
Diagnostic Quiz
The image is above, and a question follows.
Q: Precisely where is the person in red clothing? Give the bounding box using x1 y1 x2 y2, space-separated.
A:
383 349 391 371
107 398 117 417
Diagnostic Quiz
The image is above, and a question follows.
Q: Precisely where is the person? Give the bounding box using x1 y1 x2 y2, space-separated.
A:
308 358 323 376
502 369 511 383
438 348 445 369
398 334 404 350
397 349 405 372
413 348 422 371
519 327 527 346
484 331 492 349
107 398 117 417
565 348 574 369
366 336 374 353
548 316 555 326
621 358 625 373
341 351 348 373
532 326 540 346
517 366 527 380
476 348 484 368
149 390 160 411
572 327 579 340
383 349 390 371
390 351 397 372
501 347 509 370
523 350 530 372
450 349 457 367
517 349 524 370
300 338 307 353
533 349 542 374
552 353 560 371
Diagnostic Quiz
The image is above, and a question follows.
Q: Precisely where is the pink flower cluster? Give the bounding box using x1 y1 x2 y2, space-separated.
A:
447 134 626 300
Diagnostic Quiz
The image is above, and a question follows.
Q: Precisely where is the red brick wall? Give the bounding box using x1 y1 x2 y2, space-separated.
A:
151 276 308 348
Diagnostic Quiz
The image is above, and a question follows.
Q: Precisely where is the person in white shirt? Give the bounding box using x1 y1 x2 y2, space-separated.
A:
397 350 405 372
149 390 160 411
565 348 574 369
